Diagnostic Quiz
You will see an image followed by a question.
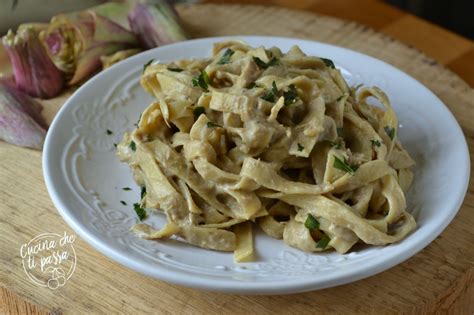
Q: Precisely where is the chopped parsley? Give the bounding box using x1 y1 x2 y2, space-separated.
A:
122 187 132 191
297 143 305 151
143 59 154 73
271 81 278 95
133 203 147 221
106 129 113 135
283 84 298 106
304 214 320 230
206 121 221 128
120 200 127 206
167 67 183 72
384 126 396 140
141 186 146 199
329 141 341 149
260 81 298 105
337 127 344 137
134 113 142 127
370 139 381 147
192 71 210 92
193 106 205 119
333 156 359 175
253 56 279 69
316 235 330 249
267 57 280 67
129 141 136 152
320 57 335 69
253 57 267 69
261 91 275 102
113 143 117 148
217 49 234 65
260 81 279 102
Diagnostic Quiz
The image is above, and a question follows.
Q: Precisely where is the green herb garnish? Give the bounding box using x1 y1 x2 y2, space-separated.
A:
333 156 359 175
261 92 275 102
261 82 299 105
122 187 132 191
193 106 205 119
316 235 330 249
304 214 320 230
192 71 210 92
217 49 234 65
206 121 221 128
106 129 113 135
320 57 335 69
271 81 278 94
260 91 275 103
133 203 147 221
297 143 304 151
253 57 267 69
283 84 298 106
329 141 341 149
267 57 279 67
253 56 279 69
141 186 146 199
337 127 344 137
113 143 117 148
134 113 142 128
370 139 381 147
129 141 136 152
120 200 127 206
143 59 154 73
260 81 278 102
384 126 396 140
167 67 183 72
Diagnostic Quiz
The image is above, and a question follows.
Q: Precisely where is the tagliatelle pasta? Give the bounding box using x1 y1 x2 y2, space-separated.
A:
117 40 416 262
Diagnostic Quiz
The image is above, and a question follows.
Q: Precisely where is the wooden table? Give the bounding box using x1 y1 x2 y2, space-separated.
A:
1 1 473 314
205 0 474 87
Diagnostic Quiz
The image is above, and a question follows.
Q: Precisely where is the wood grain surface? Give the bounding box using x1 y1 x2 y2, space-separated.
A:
1 1 473 314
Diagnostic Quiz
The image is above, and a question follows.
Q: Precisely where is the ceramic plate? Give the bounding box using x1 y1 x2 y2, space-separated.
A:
43 36 470 294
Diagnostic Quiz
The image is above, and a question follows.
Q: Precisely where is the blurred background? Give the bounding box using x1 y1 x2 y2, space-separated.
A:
0 0 473 39
387 0 473 39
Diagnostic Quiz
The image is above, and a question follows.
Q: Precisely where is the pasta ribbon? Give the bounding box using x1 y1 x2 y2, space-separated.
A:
117 41 417 261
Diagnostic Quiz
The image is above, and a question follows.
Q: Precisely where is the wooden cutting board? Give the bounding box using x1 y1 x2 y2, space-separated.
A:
0 3 473 314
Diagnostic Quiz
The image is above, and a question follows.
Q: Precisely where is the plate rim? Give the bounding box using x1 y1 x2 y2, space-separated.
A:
43 35 471 294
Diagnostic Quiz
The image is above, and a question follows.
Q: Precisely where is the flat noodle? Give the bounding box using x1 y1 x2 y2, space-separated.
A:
258 215 286 239
233 222 254 262
117 41 417 261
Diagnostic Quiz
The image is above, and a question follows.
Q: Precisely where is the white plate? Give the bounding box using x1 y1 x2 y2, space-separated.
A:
43 36 470 294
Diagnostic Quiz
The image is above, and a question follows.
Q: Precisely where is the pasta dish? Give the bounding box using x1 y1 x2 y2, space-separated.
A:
117 40 416 262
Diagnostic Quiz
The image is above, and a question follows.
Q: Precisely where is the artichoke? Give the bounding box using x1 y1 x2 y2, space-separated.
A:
2 26 63 99
40 9 139 85
128 1 187 49
0 83 47 150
